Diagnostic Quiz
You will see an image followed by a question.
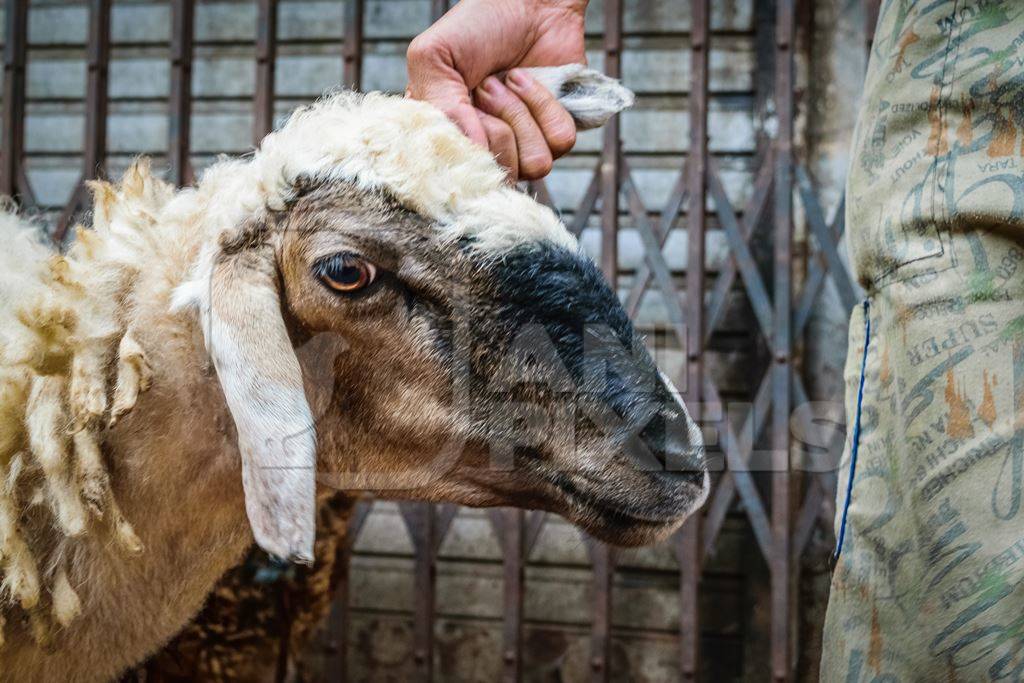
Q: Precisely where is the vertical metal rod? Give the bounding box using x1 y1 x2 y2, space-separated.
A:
55 0 110 242
168 0 194 186
678 525 702 679
865 0 881 51
82 0 110 180
680 0 709 679
253 0 278 143
599 0 622 281
430 0 450 22
325 544 353 682
1 0 29 200
325 500 371 683
342 0 364 90
498 509 524 683
588 2 622 680
772 0 795 680
402 502 436 683
587 540 615 683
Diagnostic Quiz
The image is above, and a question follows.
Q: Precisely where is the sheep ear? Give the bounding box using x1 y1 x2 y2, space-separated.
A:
204 244 316 564
524 64 635 131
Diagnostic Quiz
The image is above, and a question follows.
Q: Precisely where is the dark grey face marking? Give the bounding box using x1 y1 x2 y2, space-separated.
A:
446 245 706 533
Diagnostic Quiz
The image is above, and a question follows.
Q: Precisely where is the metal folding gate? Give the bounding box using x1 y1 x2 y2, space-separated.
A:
0 0 879 679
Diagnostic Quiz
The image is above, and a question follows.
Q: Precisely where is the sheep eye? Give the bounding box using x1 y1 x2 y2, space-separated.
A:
316 254 376 293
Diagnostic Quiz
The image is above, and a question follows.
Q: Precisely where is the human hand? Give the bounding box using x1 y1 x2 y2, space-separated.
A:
406 0 588 182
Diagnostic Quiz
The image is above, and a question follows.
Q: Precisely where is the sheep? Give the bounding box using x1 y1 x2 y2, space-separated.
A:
0 65 707 682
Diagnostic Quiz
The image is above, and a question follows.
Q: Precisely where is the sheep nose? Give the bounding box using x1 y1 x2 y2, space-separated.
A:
635 411 705 482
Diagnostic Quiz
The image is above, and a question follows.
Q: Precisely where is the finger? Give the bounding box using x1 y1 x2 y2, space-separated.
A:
440 101 489 147
477 111 519 183
505 68 577 158
475 77 554 181
408 84 488 147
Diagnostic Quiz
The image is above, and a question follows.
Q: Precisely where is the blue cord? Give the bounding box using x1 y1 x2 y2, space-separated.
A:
832 299 871 567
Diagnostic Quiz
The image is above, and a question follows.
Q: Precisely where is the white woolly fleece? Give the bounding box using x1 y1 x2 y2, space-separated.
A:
179 91 576 260
172 64 638 306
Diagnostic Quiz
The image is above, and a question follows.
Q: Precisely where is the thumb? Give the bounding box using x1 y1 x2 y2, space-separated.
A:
406 37 488 147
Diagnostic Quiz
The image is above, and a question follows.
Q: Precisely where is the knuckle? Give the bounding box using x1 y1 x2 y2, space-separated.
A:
493 93 523 120
488 119 515 146
519 153 553 180
548 123 577 156
506 108 535 131
406 34 442 64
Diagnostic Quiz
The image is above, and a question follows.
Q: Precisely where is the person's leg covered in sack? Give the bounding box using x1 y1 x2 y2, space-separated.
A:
822 1 1024 680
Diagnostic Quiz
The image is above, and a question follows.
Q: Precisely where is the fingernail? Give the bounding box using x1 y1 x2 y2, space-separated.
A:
481 76 502 95
507 69 530 90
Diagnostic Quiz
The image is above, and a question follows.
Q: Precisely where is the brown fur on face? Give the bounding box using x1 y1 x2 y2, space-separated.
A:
275 179 708 547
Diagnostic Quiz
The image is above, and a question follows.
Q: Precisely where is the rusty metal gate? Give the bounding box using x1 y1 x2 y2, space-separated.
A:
0 0 880 679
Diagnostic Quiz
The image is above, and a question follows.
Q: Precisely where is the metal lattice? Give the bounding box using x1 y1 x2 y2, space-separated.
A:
0 0 879 679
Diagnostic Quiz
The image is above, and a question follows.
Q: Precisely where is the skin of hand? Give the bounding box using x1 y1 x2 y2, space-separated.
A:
406 0 588 182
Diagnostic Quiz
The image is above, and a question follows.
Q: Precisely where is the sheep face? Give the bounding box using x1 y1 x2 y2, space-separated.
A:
266 178 707 548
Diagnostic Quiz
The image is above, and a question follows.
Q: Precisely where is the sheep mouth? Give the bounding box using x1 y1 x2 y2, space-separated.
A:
540 469 707 547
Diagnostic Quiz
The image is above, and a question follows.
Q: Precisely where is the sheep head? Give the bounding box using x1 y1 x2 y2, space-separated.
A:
175 66 707 561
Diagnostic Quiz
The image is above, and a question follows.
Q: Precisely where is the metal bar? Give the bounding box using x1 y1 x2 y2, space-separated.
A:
865 0 881 51
686 0 709 403
583 4 623 677
325 546 353 682
620 168 688 346
325 500 373 682
703 374 774 557
680 2 708 675
1 0 29 201
527 179 556 210
168 0 194 186
400 502 438 683
585 538 615 683
567 161 602 237
599 0 622 283
489 509 524 683
772 0 795 678
790 366 841 560
794 164 859 310
623 161 687 318
253 0 278 143
793 469 839 560
431 0 450 22
704 364 819 562
524 511 547 557
56 0 111 243
677 525 701 679
794 195 846 335
15 166 35 207
701 371 772 558
82 0 110 180
342 0 364 90
704 150 774 344
708 159 775 341
434 504 459 553
56 184 88 242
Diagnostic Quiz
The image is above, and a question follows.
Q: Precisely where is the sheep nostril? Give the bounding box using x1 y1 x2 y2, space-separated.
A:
636 412 704 481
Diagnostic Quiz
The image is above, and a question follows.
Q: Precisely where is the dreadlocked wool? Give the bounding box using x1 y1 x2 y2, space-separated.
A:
0 166 170 643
